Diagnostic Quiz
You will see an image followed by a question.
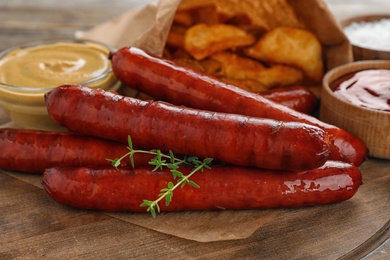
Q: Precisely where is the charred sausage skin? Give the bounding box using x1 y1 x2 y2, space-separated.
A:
0 128 152 173
261 86 318 114
45 85 331 172
42 161 362 212
110 47 367 166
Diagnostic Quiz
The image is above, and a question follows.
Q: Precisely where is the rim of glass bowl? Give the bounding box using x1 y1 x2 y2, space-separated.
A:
0 38 117 93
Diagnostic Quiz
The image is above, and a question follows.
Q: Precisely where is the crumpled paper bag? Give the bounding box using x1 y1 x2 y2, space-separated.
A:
76 0 180 56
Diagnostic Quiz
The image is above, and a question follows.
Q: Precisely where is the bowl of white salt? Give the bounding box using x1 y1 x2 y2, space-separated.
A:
342 14 390 61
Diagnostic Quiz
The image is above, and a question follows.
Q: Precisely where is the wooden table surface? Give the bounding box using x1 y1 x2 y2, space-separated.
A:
1 0 389 259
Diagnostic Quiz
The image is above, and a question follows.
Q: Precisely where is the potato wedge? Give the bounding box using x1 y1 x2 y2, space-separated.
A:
184 24 256 60
211 52 303 88
173 11 194 27
199 58 222 74
171 58 205 73
244 27 323 83
217 76 269 93
175 3 224 26
166 30 185 50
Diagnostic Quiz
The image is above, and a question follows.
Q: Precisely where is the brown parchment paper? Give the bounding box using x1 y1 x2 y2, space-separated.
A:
5 170 277 242
4 0 353 243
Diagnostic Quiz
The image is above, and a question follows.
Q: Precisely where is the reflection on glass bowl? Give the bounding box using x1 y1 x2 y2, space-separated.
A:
0 38 120 130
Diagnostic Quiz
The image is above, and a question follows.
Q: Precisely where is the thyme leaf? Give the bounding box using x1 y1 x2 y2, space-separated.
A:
106 136 213 218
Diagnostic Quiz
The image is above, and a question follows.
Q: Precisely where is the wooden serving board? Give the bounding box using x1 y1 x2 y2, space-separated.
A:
0 0 389 258
1 145 389 259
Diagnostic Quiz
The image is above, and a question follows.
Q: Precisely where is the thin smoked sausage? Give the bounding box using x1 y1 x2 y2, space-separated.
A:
45 85 331 172
42 161 362 212
109 47 367 166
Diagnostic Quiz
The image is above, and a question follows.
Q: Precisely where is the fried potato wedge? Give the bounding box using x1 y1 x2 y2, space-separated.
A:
171 58 205 73
244 27 324 83
184 24 256 60
166 30 185 50
171 48 193 59
173 11 194 27
175 3 224 26
199 58 222 74
217 76 269 93
211 52 303 88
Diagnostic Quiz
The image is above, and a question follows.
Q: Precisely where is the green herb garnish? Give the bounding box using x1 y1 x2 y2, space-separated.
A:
107 136 213 218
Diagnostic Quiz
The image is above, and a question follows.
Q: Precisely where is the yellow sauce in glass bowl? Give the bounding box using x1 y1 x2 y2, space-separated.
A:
0 39 120 130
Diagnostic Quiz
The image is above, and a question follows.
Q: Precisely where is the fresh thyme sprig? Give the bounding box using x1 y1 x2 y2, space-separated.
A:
106 136 213 218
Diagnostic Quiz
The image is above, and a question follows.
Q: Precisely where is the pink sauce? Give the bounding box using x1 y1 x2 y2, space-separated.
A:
331 69 390 112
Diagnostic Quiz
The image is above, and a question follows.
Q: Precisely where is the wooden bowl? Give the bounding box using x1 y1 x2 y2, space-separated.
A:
341 15 390 61
320 60 390 160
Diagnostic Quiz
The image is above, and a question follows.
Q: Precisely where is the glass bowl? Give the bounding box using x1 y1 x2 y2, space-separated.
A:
0 38 121 130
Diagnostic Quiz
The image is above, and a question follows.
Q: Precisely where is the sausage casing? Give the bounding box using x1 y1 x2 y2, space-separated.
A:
42 161 362 212
0 128 152 173
45 85 331 172
110 47 368 166
261 86 318 114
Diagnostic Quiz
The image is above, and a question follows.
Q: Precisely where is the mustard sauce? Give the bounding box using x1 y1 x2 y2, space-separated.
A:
0 40 119 130
0 42 113 89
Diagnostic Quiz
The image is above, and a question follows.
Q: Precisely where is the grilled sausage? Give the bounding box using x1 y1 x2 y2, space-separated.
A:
0 128 152 173
45 85 331 172
261 85 318 114
109 47 367 166
42 161 362 212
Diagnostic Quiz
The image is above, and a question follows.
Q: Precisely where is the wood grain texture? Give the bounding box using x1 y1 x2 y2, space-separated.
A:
0 0 389 259
1 159 389 259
